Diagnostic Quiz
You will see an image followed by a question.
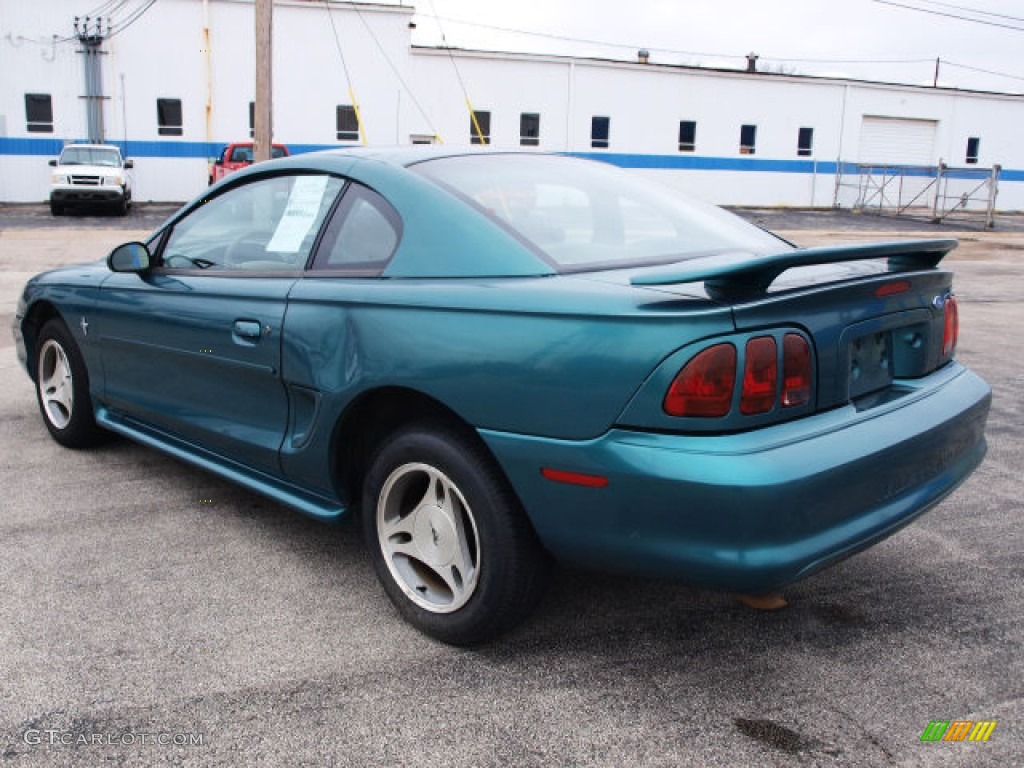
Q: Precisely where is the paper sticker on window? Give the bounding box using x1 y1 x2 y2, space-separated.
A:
267 175 330 253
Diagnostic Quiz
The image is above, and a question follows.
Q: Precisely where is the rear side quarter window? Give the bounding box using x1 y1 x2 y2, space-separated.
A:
311 184 402 275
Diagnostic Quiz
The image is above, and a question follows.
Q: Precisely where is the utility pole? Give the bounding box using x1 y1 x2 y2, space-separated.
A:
74 16 109 143
254 0 273 162
933 57 940 88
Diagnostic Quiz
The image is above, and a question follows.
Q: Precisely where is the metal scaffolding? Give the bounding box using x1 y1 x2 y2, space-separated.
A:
833 162 1001 228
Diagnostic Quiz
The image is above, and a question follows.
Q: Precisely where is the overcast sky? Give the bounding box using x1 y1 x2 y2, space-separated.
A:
391 0 1024 93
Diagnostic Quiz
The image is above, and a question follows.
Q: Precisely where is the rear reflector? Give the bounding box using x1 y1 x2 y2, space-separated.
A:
541 468 609 488
663 343 737 417
781 334 811 408
942 295 959 356
875 280 911 297
740 336 777 415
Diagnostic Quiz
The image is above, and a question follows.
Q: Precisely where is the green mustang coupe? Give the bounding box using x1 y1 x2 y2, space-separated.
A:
13 149 990 644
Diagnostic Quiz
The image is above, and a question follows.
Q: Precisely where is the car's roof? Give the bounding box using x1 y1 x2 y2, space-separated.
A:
303 146 543 169
224 141 289 147
62 144 121 151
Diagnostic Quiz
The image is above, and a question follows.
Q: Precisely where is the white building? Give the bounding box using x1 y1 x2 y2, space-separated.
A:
2 0 1022 209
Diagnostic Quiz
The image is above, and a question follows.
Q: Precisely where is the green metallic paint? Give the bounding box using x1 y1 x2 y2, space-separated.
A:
482 363 989 590
631 238 957 296
13 149 991 594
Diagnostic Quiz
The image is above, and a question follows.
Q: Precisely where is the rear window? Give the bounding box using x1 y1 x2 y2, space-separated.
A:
412 154 786 272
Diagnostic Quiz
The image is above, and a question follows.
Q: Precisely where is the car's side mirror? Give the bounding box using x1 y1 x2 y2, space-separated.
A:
48 159 57 167
108 242 151 273
124 159 134 169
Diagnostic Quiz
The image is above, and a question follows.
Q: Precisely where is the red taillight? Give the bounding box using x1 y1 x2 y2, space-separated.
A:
942 295 959 357
781 333 811 408
663 343 736 417
740 336 777 415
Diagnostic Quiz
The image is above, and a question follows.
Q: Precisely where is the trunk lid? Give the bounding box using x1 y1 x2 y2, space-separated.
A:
627 239 958 412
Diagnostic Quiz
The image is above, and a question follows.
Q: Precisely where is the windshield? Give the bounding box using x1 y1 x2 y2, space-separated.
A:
413 154 788 272
59 146 122 167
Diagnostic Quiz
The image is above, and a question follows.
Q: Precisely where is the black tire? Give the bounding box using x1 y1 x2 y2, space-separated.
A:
34 319 106 449
362 424 550 645
50 202 62 216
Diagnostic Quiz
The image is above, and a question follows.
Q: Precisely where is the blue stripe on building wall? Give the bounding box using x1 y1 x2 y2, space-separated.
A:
0 137 338 159
568 152 834 174
2 137 1021 181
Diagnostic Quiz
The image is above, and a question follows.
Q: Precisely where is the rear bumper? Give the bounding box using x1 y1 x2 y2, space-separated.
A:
481 363 990 591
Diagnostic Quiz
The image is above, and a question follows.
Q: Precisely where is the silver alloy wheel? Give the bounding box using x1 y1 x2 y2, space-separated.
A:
376 462 481 613
38 339 74 430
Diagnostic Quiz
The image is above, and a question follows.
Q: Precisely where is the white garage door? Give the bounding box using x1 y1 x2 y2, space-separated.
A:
858 116 938 166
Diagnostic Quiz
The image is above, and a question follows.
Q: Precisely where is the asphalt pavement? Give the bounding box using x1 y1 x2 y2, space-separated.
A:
0 205 1020 767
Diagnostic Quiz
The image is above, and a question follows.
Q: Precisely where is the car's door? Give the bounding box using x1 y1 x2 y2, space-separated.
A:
94 173 344 474
276 182 404 493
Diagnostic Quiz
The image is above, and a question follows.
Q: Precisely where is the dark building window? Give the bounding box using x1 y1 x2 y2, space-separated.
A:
966 137 980 164
470 110 490 145
678 120 696 152
157 98 183 136
249 101 254 138
25 93 53 133
520 113 540 146
591 116 610 149
740 124 757 155
337 105 359 141
797 127 814 157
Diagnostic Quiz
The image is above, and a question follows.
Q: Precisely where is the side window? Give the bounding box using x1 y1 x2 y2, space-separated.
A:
337 105 360 142
157 98 183 136
740 124 757 155
160 174 343 271
965 137 980 164
591 116 610 149
520 113 540 146
312 184 401 273
678 120 696 152
230 146 253 162
797 127 814 157
469 110 491 145
25 93 54 133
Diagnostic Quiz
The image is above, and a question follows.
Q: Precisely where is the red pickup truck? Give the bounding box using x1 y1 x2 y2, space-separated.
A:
208 142 290 185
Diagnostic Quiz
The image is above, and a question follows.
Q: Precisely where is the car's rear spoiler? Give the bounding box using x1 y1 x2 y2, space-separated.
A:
630 239 957 299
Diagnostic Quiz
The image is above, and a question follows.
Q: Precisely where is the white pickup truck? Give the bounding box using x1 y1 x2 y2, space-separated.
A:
49 144 134 216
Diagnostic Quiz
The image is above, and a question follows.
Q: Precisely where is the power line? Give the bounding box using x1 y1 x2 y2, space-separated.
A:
82 0 124 17
107 0 159 40
416 11 940 66
913 0 1024 24
869 0 1024 32
942 59 1024 82
762 55 933 65
323 0 367 144
323 1 357 96
350 3 442 141
418 11 742 61
427 0 484 143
